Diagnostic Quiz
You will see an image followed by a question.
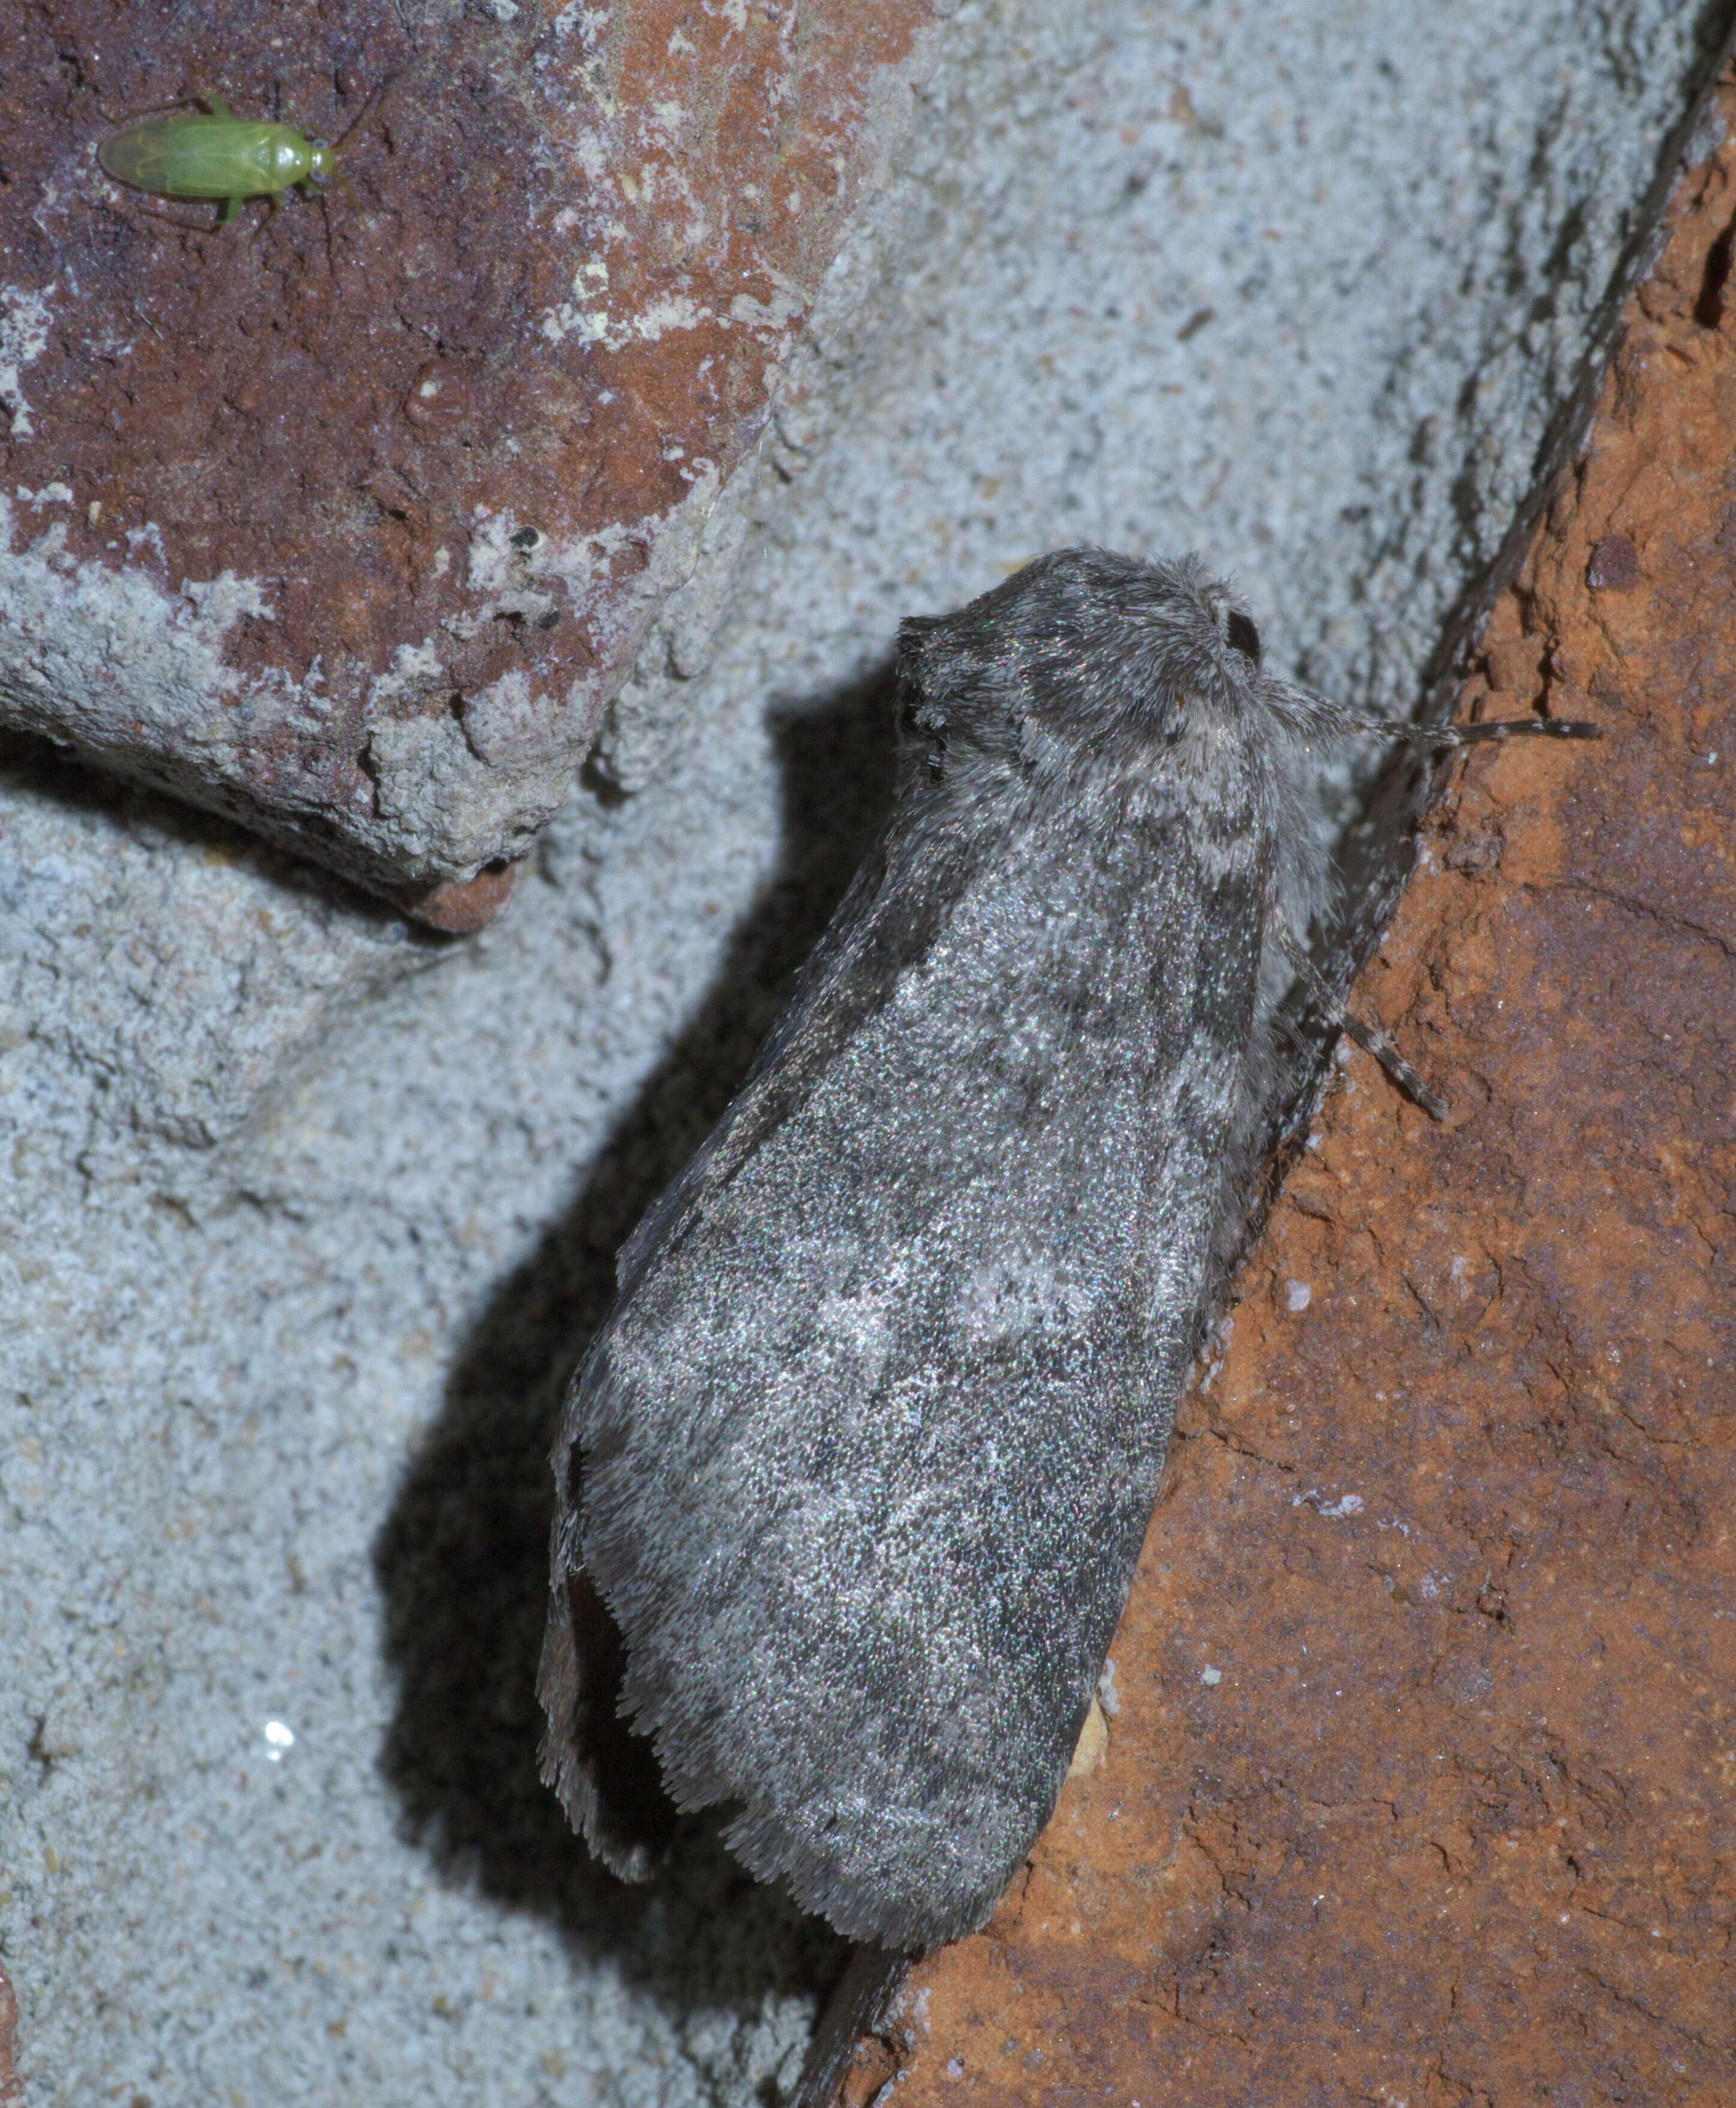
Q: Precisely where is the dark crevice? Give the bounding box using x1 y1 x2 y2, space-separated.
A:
1696 207 1736 324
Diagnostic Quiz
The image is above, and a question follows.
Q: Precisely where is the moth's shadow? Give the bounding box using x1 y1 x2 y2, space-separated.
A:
372 667 900 2036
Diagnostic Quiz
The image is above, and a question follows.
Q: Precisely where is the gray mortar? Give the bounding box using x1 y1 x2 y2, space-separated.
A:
0 2 1721 2102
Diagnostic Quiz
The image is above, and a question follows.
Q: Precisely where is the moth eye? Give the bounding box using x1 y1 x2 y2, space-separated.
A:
1224 611 1262 665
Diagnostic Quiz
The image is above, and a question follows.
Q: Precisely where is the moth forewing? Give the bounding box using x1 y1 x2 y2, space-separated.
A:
542 551 1283 1949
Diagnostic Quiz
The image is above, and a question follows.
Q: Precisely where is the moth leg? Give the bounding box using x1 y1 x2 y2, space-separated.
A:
1274 711 1596 1114
1280 930 1448 1122
1386 712 1602 749
1442 715 1600 745
220 193 242 226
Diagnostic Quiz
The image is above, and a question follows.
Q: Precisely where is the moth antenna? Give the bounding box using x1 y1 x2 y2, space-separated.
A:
1281 931 1448 1123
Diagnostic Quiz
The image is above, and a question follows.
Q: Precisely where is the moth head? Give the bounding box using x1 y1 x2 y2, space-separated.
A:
897 548 1265 773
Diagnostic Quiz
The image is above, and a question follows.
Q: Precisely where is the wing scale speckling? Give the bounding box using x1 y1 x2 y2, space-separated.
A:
540 549 1292 1948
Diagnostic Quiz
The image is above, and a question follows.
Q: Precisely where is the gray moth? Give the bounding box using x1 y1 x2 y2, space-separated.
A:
537 547 1594 1951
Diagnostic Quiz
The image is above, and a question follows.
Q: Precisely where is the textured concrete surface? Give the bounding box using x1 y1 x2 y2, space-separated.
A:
856 79 1736 2107
0 0 941 909
1 2 1725 2103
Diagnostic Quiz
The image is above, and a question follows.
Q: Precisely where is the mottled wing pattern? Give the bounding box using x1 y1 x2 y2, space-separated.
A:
547 755 1268 1947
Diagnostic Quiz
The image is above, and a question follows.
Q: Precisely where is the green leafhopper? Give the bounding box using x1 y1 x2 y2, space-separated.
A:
97 80 393 229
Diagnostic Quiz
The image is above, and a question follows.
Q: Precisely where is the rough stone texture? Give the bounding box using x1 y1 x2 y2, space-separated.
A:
858 80 1736 2108
0 0 939 911
1 3 1727 2104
